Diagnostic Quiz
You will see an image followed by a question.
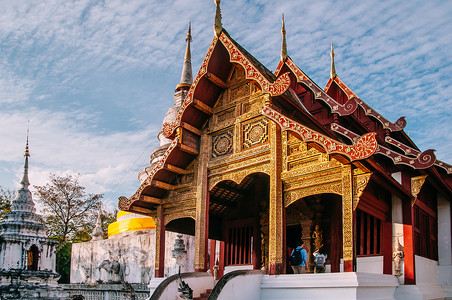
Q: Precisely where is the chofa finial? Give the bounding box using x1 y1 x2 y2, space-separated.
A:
281 14 288 62
330 41 336 79
214 0 222 37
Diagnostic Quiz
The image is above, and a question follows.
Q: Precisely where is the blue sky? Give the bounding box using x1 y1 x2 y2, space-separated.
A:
1 0 451 209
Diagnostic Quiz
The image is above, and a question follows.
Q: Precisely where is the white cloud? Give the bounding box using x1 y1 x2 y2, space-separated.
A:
0 108 159 207
0 0 451 210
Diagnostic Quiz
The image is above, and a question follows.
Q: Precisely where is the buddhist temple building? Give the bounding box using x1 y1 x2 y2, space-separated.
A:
118 3 452 299
0 134 67 299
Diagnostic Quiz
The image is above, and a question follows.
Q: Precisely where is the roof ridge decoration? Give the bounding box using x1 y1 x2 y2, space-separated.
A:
330 41 336 79
162 31 291 139
331 122 452 173
324 46 406 132
275 56 358 116
214 0 222 37
119 137 180 211
281 14 288 62
263 106 378 161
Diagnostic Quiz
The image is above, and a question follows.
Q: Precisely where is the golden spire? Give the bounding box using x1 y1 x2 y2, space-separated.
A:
281 14 288 62
185 21 192 60
330 41 337 79
176 22 193 91
214 0 222 37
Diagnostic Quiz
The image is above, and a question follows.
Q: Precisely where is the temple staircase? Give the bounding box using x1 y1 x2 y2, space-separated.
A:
193 288 212 300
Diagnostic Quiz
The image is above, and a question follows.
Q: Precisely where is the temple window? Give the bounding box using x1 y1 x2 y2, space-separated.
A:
356 210 382 256
27 244 39 271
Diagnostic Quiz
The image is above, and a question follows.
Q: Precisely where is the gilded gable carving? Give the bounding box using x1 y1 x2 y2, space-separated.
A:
212 129 234 158
216 108 235 128
230 82 250 102
242 118 268 149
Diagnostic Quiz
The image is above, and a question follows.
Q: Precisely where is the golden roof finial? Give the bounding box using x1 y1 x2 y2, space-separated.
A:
214 0 222 37
330 41 337 79
281 14 288 62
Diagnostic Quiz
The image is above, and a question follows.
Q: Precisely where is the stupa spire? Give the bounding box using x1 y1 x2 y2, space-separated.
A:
330 41 337 79
175 22 193 92
21 127 30 189
214 0 222 37
91 200 103 241
281 14 288 62
11 127 36 213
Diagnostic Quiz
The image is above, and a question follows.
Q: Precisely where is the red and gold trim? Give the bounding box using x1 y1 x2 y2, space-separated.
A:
263 106 377 161
218 33 290 96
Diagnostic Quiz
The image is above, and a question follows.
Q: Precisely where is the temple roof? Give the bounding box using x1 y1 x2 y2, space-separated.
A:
118 7 452 214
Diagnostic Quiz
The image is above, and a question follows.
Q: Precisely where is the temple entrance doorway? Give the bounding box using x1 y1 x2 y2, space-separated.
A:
209 173 269 275
285 193 342 273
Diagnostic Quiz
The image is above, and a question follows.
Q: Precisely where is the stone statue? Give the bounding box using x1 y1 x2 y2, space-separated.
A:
312 224 324 252
213 258 219 281
98 259 122 283
177 267 193 299
393 238 404 277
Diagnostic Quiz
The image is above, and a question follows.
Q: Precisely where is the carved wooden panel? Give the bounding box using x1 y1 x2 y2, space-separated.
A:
182 130 199 152
211 129 234 158
242 118 268 149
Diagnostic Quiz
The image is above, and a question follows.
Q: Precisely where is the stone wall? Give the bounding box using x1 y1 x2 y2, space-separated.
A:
62 283 149 300
70 229 195 285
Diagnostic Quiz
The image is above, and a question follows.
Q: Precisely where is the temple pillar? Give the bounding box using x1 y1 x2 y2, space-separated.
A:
154 205 165 278
342 165 354 272
300 220 313 270
268 120 284 274
402 198 415 284
194 134 209 272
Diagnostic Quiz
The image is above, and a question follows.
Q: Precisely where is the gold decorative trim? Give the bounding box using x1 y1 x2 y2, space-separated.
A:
164 210 196 226
352 172 372 210
411 175 427 206
341 165 353 261
263 106 377 161
219 32 291 96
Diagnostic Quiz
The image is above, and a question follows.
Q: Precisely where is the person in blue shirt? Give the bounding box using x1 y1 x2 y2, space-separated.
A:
291 240 308 274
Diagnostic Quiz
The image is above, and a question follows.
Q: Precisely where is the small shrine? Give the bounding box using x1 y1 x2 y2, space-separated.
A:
0 135 67 299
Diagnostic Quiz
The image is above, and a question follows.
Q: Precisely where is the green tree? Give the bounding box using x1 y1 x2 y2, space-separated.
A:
34 174 119 283
34 174 102 245
0 186 14 221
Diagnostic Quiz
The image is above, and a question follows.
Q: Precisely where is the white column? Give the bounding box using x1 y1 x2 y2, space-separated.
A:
437 193 451 295
392 194 404 284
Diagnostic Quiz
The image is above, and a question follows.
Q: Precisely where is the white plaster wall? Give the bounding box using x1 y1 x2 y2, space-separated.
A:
39 243 56 272
216 272 263 300
0 242 22 269
395 256 446 300
415 255 438 285
71 230 156 284
163 232 195 277
356 256 383 274
437 194 451 266
70 229 196 284
261 273 399 300
437 193 452 298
